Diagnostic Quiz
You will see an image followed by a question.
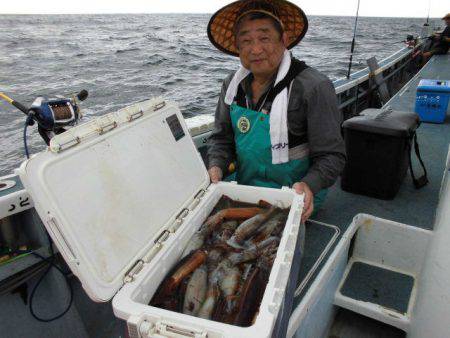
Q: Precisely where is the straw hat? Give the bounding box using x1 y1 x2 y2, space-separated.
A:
442 13 450 20
207 0 308 57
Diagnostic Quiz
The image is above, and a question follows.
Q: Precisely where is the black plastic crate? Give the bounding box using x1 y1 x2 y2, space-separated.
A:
341 109 419 200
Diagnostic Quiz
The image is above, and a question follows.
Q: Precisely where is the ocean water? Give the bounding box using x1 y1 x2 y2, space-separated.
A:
0 14 442 176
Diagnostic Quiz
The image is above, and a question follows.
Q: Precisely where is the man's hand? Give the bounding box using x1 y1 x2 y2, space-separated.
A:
208 166 223 183
292 182 314 223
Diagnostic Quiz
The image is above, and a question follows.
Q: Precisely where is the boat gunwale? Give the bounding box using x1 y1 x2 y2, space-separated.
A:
334 45 419 93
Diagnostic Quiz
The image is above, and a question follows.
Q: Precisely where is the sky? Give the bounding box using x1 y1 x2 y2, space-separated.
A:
0 0 447 18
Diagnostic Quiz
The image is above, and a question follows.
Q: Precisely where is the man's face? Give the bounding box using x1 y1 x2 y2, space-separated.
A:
235 17 288 78
445 18 450 26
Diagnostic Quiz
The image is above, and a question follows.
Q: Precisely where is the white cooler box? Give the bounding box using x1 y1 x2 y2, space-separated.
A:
18 98 304 338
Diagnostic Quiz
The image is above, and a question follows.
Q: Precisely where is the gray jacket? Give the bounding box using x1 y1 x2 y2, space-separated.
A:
207 65 346 194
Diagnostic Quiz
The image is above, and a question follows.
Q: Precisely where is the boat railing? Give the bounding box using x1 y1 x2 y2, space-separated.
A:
333 43 423 119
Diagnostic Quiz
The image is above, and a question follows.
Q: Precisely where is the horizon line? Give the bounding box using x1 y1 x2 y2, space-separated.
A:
0 12 443 19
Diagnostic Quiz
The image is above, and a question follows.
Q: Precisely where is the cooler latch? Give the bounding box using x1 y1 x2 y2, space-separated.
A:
189 189 206 210
154 230 170 243
153 101 166 111
127 110 144 122
97 120 117 135
140 229 171 265
169 208 189 233
195 189 206 199
53 136 81 152
124 259 144 284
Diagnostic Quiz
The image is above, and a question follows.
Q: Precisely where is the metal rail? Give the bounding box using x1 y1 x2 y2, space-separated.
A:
334 45 421 119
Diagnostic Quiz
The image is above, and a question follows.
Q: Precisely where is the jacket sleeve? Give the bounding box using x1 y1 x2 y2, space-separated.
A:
300 79 346 194
207 78 236 173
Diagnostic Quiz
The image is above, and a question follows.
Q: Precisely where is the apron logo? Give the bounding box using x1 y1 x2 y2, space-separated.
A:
237 116 250 133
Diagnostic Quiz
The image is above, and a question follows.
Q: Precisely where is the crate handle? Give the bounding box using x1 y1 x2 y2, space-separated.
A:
155 321 207 338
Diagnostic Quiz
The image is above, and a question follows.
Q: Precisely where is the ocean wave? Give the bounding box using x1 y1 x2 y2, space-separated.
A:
144 33 167 43
115 47 141 54
144 53 170 66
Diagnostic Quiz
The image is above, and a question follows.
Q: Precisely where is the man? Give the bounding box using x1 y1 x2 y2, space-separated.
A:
207 0 345 222
422 13 450 63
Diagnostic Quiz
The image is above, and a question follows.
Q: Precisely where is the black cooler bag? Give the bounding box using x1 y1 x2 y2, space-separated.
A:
341 108 427 200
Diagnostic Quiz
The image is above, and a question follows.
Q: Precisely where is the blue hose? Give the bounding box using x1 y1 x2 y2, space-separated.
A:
23 114 34 159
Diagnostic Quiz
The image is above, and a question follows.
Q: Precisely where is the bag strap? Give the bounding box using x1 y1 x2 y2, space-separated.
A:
265 59 308 103
408 131 428 189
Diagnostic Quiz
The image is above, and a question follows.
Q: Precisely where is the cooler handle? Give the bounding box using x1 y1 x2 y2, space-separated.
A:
46 216 77 261
154 321 207 338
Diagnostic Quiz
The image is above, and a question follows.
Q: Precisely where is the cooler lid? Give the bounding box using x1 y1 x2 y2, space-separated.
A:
342 108 419 137
18 98 210 301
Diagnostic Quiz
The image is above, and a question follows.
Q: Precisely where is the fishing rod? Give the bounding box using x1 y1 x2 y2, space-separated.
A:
346 0 361 79
0 93 29 115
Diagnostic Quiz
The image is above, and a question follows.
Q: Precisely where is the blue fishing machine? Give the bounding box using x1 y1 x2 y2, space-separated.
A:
415 79 450 123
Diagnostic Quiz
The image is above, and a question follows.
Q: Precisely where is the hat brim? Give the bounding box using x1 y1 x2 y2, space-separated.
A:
207 0 308 57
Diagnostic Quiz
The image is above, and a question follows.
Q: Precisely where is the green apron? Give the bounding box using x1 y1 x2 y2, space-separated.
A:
229 103 327 212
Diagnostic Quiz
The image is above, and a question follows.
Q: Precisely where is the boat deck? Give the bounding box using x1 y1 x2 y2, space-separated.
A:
293 54 450 335
317 54 450 231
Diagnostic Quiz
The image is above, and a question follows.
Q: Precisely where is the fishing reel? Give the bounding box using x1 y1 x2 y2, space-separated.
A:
28 90 88 145
0 90 88 147
405 35 418 48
